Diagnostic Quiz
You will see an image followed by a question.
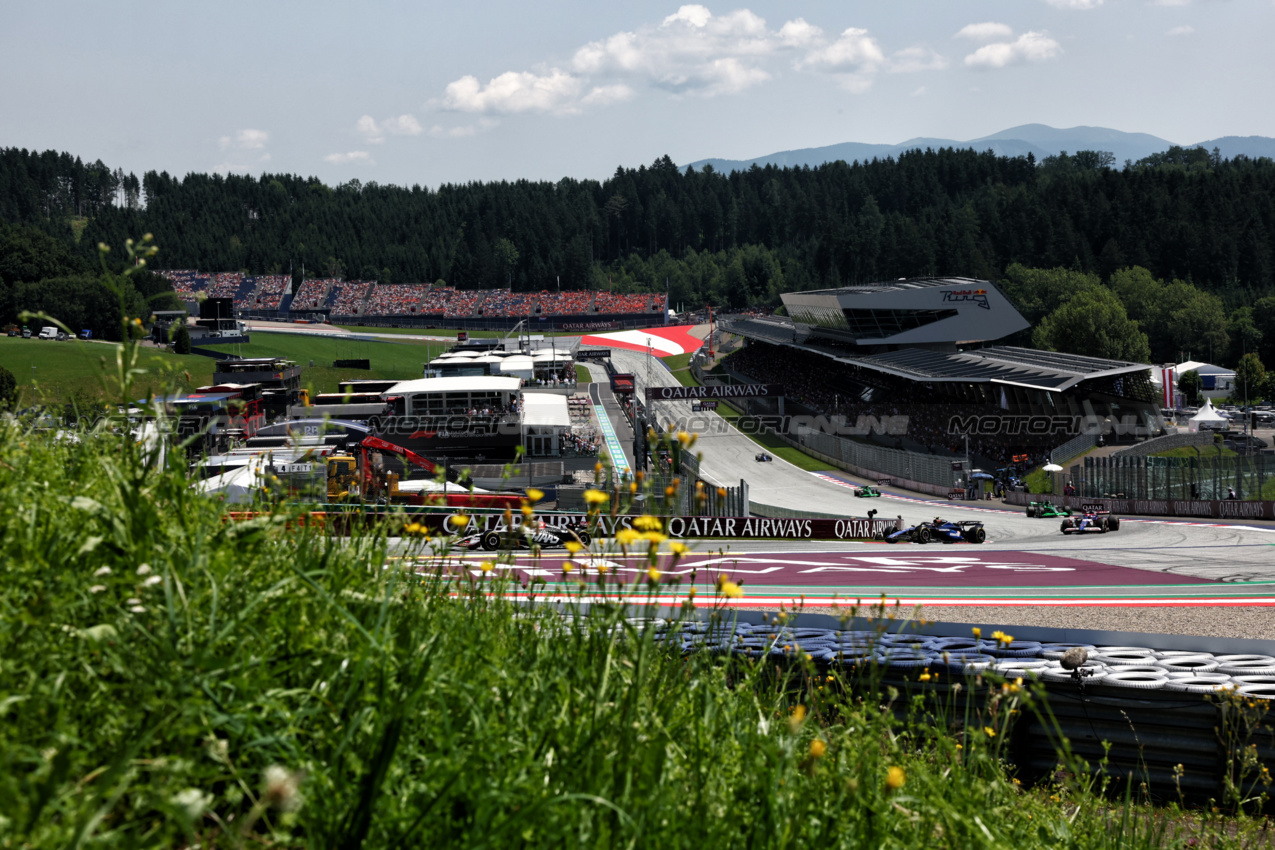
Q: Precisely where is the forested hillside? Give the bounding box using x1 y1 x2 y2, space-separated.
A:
2 144 1274 362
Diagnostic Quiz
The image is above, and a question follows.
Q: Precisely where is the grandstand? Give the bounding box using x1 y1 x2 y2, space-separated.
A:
721 277 1163 469
159 270 668 328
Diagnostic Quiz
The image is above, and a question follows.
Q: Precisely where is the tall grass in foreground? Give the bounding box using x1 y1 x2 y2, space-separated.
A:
1 238 1271 847
1 422 1271 848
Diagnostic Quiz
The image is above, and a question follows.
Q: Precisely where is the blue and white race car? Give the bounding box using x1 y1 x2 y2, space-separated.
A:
879 517 987 544
1060 510 1120 535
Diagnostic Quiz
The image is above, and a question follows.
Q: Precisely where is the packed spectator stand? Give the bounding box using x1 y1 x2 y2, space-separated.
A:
158 271 668 319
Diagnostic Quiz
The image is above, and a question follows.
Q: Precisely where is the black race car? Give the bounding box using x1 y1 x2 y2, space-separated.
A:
457 519 592 551
879 518 987 544
755 452 773 462
1060 510 1120 535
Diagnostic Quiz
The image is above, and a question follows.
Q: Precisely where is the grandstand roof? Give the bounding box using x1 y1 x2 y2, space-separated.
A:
797 277 988 296
725 317 1149 392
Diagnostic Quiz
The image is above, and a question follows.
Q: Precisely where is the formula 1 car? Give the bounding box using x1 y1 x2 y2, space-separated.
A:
879 518 987 544
1025 501 1071 518
456 519 592 551
854 485 882 498
1060 511 1120 535
755 452 773 462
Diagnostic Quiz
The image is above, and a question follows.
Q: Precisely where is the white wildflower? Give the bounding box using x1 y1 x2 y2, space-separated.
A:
136 564 152 576
94 566 112 577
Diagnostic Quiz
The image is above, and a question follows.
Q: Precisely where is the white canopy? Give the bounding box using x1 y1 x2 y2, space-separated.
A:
1188 399 1227 431
532 351 573 362
522 392 570 428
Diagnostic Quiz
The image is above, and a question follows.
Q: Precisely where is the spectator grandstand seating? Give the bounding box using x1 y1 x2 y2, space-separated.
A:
291 279 337 310
162 272 665 318
365 284 430 315
329 281 374 314
160 270 211 300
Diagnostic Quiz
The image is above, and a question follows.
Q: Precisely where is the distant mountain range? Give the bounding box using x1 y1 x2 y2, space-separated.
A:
684 124 1275 173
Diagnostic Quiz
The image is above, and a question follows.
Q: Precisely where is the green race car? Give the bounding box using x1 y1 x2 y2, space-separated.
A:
854 485 882 497
1025 501 1071 518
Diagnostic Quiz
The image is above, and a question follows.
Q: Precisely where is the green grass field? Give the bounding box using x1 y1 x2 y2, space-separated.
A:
335 324 504 338
235 331 439 394
0 337 217 408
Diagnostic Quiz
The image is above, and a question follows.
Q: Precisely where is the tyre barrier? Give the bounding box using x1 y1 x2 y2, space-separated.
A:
611 621 1275 695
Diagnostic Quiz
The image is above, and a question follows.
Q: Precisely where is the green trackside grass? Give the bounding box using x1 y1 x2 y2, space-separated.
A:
232 331 442 395
0 337 217 409
335 324 505 338
575 363 591 385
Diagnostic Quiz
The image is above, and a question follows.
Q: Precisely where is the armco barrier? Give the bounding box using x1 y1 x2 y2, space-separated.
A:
1004 491 1275 520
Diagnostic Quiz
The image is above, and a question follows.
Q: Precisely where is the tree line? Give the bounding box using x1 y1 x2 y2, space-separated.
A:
2 144 1275 365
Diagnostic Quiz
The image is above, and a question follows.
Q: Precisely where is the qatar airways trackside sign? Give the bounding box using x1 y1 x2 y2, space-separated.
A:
645 384 784 401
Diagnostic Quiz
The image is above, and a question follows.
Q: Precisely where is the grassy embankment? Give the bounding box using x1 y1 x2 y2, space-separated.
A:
0 332 448 407
4 407 1274 846
665 352 833 472
0 337 217 409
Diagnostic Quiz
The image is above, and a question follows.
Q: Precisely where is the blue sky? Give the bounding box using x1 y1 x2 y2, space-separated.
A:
3 0 1271 187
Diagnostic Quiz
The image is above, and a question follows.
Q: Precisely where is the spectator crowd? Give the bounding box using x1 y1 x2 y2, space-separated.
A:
159 271 669 319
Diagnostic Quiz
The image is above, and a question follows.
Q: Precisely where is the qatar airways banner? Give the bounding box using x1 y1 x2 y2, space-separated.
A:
435 512 898 541
645 384 784 402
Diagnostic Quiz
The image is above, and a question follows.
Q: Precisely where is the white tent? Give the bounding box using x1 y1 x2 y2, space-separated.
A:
1187 399 1228 432
498 355 535 380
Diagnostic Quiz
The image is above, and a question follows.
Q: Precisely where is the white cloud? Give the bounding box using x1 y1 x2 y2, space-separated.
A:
218 128 269 151
778 18 822 47
356 115 384 144
356 114 424 144
1150 0 1192 5
1166 24 1194 35
1043 0 1103 8
798 27 885 71
581 84 636 106
888 46 948 73
443 69 584 114
428 118 499 139
956 22 1014 41
324 151 372 165
434 7 942 116
911 86 927 97
571 6 775 96
964 31 1062 67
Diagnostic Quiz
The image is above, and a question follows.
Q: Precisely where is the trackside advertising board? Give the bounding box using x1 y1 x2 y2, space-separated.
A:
645 384 784 401
229 511 900 540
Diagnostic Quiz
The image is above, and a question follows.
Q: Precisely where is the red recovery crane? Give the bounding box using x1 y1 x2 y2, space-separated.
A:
355 435 523 510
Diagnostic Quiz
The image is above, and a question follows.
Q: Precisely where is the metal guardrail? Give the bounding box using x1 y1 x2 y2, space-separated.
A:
1050 431 1098 465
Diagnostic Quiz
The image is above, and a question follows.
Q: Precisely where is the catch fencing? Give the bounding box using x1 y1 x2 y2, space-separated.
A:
1081 452 1275 501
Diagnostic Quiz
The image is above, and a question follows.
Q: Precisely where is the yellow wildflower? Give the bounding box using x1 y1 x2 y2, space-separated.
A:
521 505 534 517
480 562 493 574
647 566 661 583
886 766 906 791
616 528 641 546
526 488 544 503
669 541 689 556
633 515 662 531
640 531 668 545
809 739 827 759
719 580 743 599
972 627 981 639
584 489 608 505
984 726 996 738
563 540 584 553
562 561 574 573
